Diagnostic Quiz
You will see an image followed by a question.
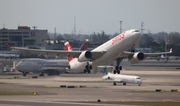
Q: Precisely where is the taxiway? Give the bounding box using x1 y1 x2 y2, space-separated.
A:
0 60 180 106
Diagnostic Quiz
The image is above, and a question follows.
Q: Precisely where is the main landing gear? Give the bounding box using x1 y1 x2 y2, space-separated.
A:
113 82 126 86
113 58 123 74
39 72 44 76
83 62 92 73
22 72 29 76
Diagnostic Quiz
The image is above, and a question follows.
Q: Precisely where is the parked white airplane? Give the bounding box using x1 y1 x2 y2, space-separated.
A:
9 29 172 74
157 54 169 62
0 53 19 59
102 72 142 86
16 58 69 76
16 41 89 76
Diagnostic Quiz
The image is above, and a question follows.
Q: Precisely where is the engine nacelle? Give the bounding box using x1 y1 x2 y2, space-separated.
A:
78 51 92 62
129 52 144 64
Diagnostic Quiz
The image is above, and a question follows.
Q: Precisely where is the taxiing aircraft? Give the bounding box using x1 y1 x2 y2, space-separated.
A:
102 72 142 86
16 41 89 76
10 29 172 74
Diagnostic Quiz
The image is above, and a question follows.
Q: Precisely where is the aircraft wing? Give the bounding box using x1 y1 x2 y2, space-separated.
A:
10 47 107 60
120 48 172 58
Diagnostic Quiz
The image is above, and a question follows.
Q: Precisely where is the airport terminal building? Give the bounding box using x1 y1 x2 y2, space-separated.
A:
0 26 48 50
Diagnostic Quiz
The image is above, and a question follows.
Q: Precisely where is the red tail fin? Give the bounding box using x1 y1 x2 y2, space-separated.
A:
169 48 172 53
79 41 88 51
64 41 89 62
64 41 73 51
64 41 74 62
7 43 12 48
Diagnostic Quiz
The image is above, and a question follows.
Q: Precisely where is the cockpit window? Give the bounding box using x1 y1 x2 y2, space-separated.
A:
135 30 140 32
21 60 25 62
136 77 141 79
132 30 140 33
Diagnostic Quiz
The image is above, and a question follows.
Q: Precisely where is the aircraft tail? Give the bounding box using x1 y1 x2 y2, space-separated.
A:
169 48 172 53
79 41 88 51
64 41 89 62
64 41 74 62
64 41 73 51
103 66 108 75
6 43 12 48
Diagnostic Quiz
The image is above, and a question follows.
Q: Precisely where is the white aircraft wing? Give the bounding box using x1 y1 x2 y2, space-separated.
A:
10 47 107 60
120 48 172 58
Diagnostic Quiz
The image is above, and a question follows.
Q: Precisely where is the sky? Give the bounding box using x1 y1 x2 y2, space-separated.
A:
0 0 180 34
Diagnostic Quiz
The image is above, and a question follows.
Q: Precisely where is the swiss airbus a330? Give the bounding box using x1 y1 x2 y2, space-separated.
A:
9 29 172 74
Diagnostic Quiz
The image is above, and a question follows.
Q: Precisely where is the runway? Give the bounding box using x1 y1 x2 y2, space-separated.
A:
0 60 180 106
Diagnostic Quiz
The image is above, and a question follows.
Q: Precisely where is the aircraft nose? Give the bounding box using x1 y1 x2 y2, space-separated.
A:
130 29 142 43
137 79 142 84
134 31 141 37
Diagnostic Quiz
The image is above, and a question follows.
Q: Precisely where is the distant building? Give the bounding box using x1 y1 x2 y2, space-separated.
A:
0 26 48 50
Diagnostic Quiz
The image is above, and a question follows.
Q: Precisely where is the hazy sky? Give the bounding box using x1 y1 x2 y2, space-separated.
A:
0 0 180 34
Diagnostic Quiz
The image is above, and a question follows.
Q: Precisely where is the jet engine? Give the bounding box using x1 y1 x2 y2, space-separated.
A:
78 51 92 62
129 52 144 64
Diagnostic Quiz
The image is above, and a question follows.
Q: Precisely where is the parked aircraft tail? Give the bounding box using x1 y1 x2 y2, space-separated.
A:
64 41 74 62
64 41 89 62
6 43 12 48
103 66 108 75
170 48 172 53
79 41 89 51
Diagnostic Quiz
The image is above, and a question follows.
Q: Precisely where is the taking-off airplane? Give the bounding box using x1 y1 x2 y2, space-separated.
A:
9 29 172 74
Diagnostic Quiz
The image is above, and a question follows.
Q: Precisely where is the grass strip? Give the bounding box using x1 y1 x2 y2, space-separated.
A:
0 91 37 95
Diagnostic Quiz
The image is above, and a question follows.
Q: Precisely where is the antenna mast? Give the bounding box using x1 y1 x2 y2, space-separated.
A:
119 21 122 33
140 21 145 35
73 16 76 39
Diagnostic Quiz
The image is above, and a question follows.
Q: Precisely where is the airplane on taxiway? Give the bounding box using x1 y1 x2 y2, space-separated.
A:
102 72 142 86
9 29 172 74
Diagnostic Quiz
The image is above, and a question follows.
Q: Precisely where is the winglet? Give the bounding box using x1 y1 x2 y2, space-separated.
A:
169 48 172 53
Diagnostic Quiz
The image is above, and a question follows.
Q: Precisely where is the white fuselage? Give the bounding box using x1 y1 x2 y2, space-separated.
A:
0 53 19 58
102 73 142 85
69 29 141 72
16 58 69 72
